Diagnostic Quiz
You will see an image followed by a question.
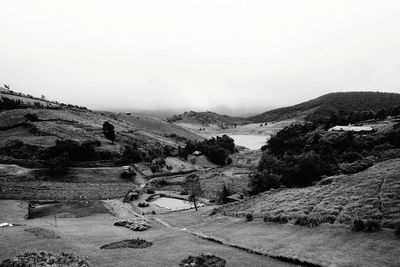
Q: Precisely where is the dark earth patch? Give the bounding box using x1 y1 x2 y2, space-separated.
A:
28 201 110 219
100 239 152 249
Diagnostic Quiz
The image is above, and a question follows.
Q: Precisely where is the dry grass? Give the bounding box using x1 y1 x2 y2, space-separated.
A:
215 158 400 228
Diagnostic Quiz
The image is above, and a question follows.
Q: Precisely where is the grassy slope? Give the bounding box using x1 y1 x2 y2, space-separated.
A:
249 91 400 122
215 158 400 228
0 108 203 152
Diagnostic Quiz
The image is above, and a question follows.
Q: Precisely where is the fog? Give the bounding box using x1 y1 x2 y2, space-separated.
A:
1 0 400 114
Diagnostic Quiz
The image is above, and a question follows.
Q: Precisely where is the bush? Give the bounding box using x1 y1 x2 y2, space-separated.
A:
351 217 365 232
245 213 253 222
138 202 149 208
42 139 98 161
217 184 231 204
146 188 155 194
395 223 400 238
0 250 90 267
179 253 226 267
120 170 136 180
339 158 374 174
121 145 142 164
248 171 281 195
294 216 321 227
46 153 69 177
25 113 39 122
364 220 381 232
263 214 289 224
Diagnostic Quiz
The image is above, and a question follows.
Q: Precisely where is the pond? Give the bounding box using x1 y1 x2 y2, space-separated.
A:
151 197 204 211
209 134 270 150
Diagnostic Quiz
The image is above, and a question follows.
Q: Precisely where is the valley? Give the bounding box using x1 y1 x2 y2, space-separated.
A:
1 90 400 266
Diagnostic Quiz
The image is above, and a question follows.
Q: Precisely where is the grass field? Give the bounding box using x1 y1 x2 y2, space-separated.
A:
159 207 400 267
0 200 294 267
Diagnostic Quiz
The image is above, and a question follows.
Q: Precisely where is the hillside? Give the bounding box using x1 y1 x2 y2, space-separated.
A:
249 91 400 122
214 158 400 229
168 111 249 127
0 91 204 168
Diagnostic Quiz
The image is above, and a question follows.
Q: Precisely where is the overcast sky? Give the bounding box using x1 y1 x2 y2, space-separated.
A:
1 0 400 114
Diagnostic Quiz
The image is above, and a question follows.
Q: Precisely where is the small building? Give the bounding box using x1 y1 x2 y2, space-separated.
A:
123 191 139 202
192 151 202 157
328 125 374 133
226 193 244 202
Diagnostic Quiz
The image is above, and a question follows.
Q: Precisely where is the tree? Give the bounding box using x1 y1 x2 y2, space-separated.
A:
184 174 203 211
103 121 116 144
217 184 231 204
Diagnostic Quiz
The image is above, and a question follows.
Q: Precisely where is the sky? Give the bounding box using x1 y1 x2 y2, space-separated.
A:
1 0 400 115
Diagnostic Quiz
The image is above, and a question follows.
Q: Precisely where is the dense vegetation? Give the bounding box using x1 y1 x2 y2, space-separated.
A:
179 135 236 165
249 92 400 122
249 120 400 194
168 111 247 127
0 250 90 267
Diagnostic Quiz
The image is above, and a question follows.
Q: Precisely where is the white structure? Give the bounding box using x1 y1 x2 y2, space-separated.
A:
328 125 374 132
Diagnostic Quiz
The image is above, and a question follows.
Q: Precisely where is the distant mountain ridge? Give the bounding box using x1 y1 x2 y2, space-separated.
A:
248 91 400 122
169 92 400 126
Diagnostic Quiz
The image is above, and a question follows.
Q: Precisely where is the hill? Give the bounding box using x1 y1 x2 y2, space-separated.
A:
0 91 204 168
168 111 249 127
249 91 400 122
214 158 400 229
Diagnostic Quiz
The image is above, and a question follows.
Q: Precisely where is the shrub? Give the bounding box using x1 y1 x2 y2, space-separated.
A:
263 214 289 224
294 216 321 227
42 139 97 161
46 153 69 177
102 121 116 144
351 217 365 232
217 184 231 204
395 223 400 238
339 158 374 174
364 220 381 232
0 250 90 266
121 145 142 163
179 253 226 267
138 202 149 208
248 171 281 195
120 170 136 180
245 213 253 222
25 113 39 122
146 188 155 194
